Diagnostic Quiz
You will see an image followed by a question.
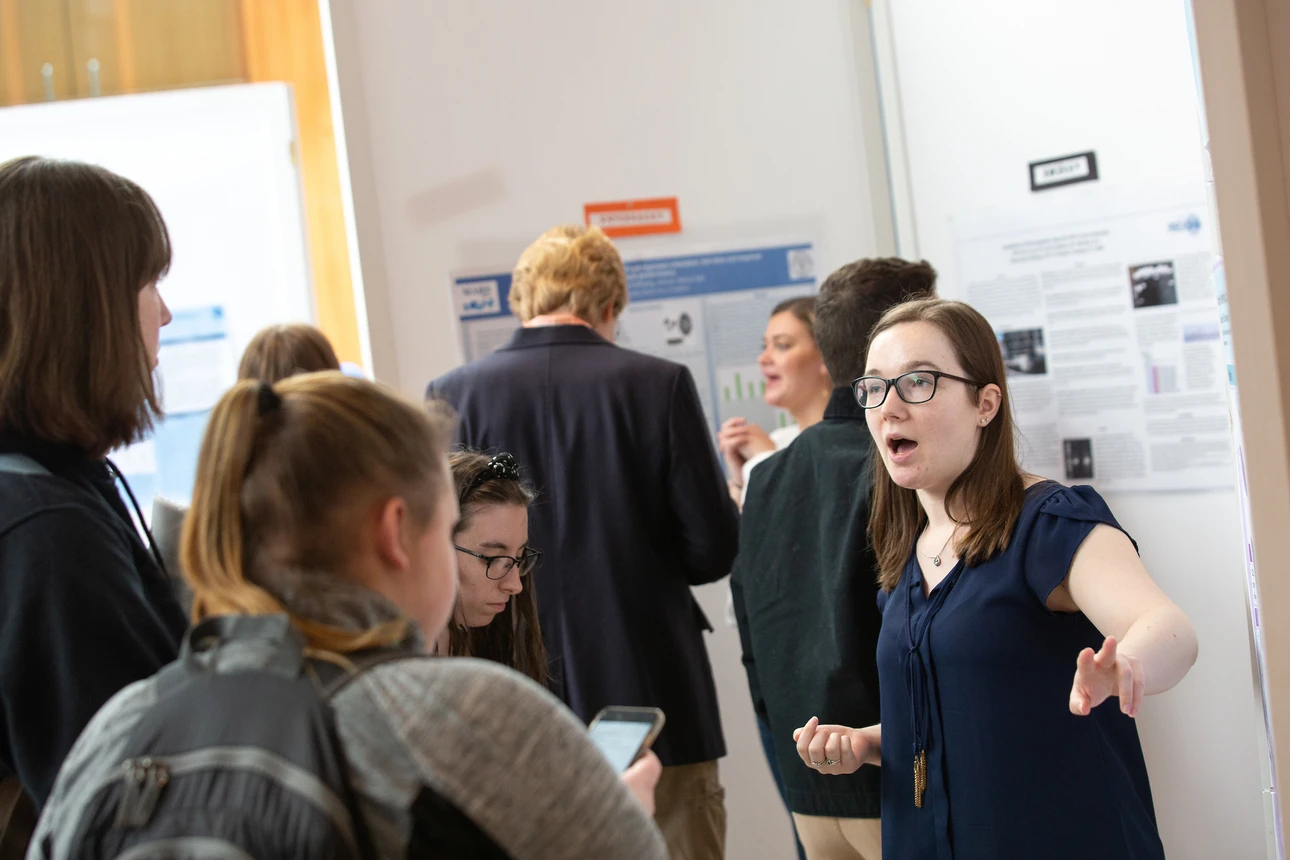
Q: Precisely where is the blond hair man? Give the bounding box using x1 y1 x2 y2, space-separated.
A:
429 225 738 859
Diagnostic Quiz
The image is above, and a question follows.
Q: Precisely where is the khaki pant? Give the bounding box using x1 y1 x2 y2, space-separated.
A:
791 813 882 860
654 760 726 860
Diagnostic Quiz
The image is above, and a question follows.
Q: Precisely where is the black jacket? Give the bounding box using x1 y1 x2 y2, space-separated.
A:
0 435 187 805
428 325 739 766
731 387 882 817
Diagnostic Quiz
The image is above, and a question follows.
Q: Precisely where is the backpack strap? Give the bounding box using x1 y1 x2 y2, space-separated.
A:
156 615 311 695
158 615 428 699
0 453 50 478
316 649 430 701
0 452 169 578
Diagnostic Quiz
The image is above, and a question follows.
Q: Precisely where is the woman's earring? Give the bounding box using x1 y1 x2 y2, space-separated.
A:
980 418 988 424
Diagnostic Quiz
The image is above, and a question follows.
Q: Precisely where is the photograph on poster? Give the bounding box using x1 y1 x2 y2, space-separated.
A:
1130 261 1179 309
1063 438 1095 480
664 312 695 345
999 327 1048 376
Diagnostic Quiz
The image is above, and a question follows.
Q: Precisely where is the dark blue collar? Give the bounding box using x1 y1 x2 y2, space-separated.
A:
500 325 613 351
822 386 865 422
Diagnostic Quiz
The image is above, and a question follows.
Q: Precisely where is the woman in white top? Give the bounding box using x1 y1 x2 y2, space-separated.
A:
717 295 833 860
718 296 833 508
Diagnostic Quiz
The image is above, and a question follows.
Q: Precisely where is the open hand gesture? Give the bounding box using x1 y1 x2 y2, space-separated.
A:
1070 636 1144 719
717 418 776 474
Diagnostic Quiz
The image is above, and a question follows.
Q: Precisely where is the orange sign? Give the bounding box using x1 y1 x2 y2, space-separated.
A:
584 197 682 238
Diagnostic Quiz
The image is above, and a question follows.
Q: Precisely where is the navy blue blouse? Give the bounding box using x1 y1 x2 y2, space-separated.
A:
875 482 1164 860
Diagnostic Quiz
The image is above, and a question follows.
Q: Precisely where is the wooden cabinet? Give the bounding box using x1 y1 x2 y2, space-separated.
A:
0 0 362 367
0 0 246 105
1 0 80 104
66 0 122 96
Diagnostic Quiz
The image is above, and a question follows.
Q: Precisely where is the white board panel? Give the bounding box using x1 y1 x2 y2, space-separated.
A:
0 83 314 507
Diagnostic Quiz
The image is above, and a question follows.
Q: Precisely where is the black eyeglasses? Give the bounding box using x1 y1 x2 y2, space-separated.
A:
454 545 542 580
851 370 983 409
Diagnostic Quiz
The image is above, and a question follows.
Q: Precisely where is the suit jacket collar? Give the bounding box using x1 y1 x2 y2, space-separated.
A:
500 325 612 350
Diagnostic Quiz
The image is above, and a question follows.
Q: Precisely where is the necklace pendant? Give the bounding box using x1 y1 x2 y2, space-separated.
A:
932 556 941 567
914 749 927 808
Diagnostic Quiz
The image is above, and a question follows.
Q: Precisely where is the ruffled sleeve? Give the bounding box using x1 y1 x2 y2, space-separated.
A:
1021 484 1136 605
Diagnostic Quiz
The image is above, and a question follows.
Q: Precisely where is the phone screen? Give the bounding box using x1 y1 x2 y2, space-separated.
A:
588 718 655 772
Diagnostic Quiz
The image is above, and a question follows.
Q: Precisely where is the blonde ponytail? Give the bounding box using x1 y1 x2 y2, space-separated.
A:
182 380 283 620
180 374 456 655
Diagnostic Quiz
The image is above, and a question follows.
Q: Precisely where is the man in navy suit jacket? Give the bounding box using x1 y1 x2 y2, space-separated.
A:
428 225 739 859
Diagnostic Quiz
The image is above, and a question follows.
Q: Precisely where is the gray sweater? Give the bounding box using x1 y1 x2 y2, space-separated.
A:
30 600 667 858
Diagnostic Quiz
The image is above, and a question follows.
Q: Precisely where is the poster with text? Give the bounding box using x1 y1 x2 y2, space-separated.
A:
956 187 1234 492
450 242 819 434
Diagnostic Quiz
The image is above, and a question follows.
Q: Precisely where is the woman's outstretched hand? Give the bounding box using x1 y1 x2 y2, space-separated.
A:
1070 635 1144 718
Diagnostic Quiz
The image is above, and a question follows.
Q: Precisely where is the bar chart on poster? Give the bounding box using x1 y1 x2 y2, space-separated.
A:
0 83 315 516
450 241 820 434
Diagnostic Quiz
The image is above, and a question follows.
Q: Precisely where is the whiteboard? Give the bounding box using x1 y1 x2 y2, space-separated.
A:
0 83 314 508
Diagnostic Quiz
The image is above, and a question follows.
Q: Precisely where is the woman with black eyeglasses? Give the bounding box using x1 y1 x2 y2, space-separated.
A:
442 450 549 685
794 298 1197 860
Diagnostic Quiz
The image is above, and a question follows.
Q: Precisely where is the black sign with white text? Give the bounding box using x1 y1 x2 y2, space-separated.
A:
1029 151 1099 192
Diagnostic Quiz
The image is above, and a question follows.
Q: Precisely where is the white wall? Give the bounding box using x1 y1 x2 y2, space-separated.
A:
881 2 1268 858
326 2 893 857
329 1 1266 856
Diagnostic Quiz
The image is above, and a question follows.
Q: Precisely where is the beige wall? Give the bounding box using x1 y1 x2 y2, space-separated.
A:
325 0 1290 852
323 1 895 856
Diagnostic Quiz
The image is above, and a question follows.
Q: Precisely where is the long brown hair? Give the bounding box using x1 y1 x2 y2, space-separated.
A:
447 449 548 686
238 323 341 383
0 156 170 455
867 298 1025 590
181 373 456 653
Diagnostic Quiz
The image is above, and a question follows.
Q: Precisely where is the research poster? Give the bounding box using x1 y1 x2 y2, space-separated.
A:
451 242 819 434
956 187 1234 492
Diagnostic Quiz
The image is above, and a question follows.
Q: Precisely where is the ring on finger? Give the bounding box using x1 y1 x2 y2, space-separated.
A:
810 759 828 767
823 758 839 766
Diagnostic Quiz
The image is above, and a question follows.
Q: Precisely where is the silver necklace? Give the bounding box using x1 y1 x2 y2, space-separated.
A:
923 526 957 567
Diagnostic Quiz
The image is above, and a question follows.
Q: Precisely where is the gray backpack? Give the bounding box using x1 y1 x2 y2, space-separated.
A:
39 614 417 860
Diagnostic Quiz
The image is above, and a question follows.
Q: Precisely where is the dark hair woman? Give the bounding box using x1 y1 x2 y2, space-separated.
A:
717 295 833 508
0 157 187 815
441 449 548 686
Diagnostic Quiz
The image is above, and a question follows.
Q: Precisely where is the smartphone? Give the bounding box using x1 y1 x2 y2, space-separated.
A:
587 706 666 772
